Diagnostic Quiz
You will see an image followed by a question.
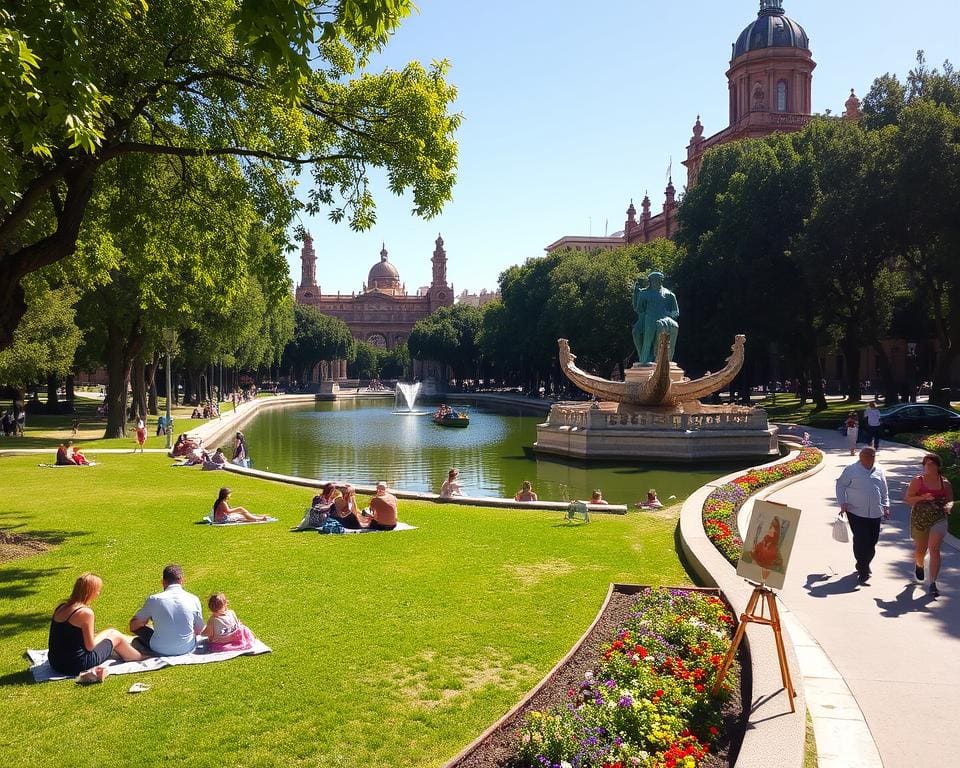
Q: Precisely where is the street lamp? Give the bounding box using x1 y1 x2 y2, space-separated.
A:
161 328 178 450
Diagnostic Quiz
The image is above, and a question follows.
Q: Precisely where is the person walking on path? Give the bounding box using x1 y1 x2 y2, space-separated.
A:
904 453 953 597
836 446 890 583
864 402 882 450
845 411 859 455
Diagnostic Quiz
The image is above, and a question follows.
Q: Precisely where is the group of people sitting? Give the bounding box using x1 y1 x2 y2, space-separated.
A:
55 441 91 465
305 481 398 531
190 400 220 420
48 565 252 677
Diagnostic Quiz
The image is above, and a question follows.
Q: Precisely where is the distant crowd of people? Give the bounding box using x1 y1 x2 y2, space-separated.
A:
1 403 26 437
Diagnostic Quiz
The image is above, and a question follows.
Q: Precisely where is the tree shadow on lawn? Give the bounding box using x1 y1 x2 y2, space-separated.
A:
0 669 34 687
0 563 72 601
0 610 51 635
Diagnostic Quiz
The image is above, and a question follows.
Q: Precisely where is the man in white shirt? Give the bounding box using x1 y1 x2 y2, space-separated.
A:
864 401 882 450
130 564 204 655
836 447 890 583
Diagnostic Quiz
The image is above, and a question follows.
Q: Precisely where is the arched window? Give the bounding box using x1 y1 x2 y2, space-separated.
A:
776 80 788 112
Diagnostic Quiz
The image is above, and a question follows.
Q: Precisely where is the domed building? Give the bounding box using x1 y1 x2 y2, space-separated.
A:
295 234 453 378
546 1 856 252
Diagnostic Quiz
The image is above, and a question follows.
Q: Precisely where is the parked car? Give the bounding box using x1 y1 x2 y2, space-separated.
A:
874 403 960 435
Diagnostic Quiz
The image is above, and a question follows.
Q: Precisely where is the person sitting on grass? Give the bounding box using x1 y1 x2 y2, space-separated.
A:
212 487 267 523
331 484 364 529
171 434 199 457
129 564 204 656
201 592 253 652
66 441 90 465
514 480 538 502
439 468 464 498
589 488 609 505
48 573 145 676
362 481 398 531
636 489 663 509
55 443 76 465
202 447 227 471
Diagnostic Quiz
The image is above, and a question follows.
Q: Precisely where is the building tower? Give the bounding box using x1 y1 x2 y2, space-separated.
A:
296 232 318 301
428 234 453 310
685 0 815 187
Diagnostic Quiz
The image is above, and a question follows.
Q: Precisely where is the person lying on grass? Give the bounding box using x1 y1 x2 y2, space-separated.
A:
213 487 267 523
49 573 144 676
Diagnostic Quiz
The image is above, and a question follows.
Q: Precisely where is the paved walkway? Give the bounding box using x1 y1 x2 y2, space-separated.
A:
769 425 960 768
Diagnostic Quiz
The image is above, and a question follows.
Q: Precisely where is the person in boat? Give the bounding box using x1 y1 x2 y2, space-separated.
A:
589 489 609 505
439 468 464 498
435 404 453 419
514 481 538 502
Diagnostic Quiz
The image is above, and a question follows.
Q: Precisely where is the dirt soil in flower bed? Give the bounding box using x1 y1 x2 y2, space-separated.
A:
0 530 51 563
451 589 746 768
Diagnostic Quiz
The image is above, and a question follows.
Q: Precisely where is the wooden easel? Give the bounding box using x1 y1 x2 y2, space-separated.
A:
711 582 796 713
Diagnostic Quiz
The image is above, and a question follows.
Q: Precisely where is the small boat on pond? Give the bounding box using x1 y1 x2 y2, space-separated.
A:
433 405 470 427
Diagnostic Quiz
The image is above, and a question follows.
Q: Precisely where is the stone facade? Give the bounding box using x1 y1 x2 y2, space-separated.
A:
295 233 454 355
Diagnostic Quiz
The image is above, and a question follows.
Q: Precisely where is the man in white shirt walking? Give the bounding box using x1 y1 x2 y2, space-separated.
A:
836 447 890 583
864 401 882 450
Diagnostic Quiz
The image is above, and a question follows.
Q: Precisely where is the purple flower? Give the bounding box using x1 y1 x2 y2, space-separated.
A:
618 694 633 707
604 679 616 689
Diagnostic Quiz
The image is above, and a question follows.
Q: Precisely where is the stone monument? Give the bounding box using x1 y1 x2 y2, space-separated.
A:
534 272 778 461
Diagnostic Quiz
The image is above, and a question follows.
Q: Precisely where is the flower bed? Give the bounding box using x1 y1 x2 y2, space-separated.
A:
702 447 823 565
515 588 738 768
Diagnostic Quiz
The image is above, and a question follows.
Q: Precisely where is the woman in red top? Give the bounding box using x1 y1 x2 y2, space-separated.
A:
904 453 954 597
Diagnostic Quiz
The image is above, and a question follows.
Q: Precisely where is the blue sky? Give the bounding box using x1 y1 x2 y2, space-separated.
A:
290 0 960 297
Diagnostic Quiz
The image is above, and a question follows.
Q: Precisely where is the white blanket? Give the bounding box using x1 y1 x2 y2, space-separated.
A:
200 513 278 526
27 637 271 683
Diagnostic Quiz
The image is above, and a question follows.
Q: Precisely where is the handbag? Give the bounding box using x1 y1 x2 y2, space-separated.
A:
832 515 849 543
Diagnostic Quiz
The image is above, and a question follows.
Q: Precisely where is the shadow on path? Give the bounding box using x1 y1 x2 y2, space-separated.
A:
803 571 861 597
874 583 936 618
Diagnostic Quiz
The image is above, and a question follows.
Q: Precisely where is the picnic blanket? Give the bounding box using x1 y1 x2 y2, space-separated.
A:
27 636 271 683
38 462 97 468
292 515 416 534
200 513 278 526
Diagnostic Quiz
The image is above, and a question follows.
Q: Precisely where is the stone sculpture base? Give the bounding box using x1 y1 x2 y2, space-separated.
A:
534 400 779 462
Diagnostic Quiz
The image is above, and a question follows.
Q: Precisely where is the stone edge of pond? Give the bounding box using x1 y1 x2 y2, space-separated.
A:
187 393 628 513
679 448 810 768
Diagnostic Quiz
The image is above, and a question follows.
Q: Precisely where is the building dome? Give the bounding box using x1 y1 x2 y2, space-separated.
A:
367 244 401 293
733 1 809 60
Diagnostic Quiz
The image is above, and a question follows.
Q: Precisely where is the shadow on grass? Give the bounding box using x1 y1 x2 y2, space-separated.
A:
0 669 35 688
0 610 50 635
0 564 72 600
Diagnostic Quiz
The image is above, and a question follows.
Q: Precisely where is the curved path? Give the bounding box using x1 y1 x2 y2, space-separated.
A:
768 425 960 768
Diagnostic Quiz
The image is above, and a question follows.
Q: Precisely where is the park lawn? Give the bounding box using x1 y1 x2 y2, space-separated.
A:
1 396 232 450
0 454 689 768
759 395 867 429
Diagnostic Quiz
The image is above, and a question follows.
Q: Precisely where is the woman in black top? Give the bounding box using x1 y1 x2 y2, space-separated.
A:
48 573 144 675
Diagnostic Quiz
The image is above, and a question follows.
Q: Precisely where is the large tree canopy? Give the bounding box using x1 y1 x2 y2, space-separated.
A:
0 0 460 349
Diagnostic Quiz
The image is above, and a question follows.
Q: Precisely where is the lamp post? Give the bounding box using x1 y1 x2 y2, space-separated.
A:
161 328 178 450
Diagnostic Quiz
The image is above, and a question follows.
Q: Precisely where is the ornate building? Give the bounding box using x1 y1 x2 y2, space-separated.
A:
295 233 454 379
545 0 858 253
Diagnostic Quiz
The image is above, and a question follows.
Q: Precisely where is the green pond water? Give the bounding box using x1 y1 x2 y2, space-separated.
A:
239 399 749 505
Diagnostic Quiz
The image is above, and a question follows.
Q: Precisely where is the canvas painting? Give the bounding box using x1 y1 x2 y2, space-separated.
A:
736 499 802 590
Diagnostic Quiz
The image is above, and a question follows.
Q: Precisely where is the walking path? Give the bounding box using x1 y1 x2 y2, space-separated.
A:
768 425 960 768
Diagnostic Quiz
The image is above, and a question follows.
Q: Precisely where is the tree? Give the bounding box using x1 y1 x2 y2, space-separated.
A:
0 275 80 394
0 1 460 350
284 304 354 383
408 304 483 383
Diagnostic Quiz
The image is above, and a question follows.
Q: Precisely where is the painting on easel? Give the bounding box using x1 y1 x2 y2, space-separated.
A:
736 499 802 590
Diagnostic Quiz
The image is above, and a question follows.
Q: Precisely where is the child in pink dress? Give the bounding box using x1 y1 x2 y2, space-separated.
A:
201 593 254 651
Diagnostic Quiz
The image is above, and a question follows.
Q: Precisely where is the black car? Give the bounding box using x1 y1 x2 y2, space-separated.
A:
875 403 960 435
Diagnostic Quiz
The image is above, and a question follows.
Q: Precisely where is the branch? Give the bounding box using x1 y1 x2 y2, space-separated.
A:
104 141 363 166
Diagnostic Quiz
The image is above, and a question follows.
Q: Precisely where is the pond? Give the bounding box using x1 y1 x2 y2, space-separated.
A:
238 399 749 505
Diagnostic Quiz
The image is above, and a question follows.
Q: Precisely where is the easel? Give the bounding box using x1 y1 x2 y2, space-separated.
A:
711 581 796 713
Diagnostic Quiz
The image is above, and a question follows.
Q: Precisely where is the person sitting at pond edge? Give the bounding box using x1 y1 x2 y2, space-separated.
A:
129 564 205 656
48 573 144 676
637 489 662 509
212 487 267 523
590 489 609 505
233 432 247 464
307 484 338 527
515 480 538 502
440 468 464 498
364 481 398 531
332 484 364 529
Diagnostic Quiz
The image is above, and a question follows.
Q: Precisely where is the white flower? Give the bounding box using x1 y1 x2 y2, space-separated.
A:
561 762 573 768
584 670 594 681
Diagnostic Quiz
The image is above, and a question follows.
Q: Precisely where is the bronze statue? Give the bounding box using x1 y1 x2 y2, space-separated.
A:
632 271 679 364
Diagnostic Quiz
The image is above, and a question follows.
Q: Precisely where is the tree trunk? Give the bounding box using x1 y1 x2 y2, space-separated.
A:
66 373 76 407
46 375 60 412
809 352 828 411
146 350 159 415
872 341 898 405
103 318 145 438
131 351 147 422
930 348 956 406
841 333 862 403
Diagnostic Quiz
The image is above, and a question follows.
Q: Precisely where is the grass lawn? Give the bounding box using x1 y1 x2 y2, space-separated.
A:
759 395 868 429
1 395 234 451
0 454 689 768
